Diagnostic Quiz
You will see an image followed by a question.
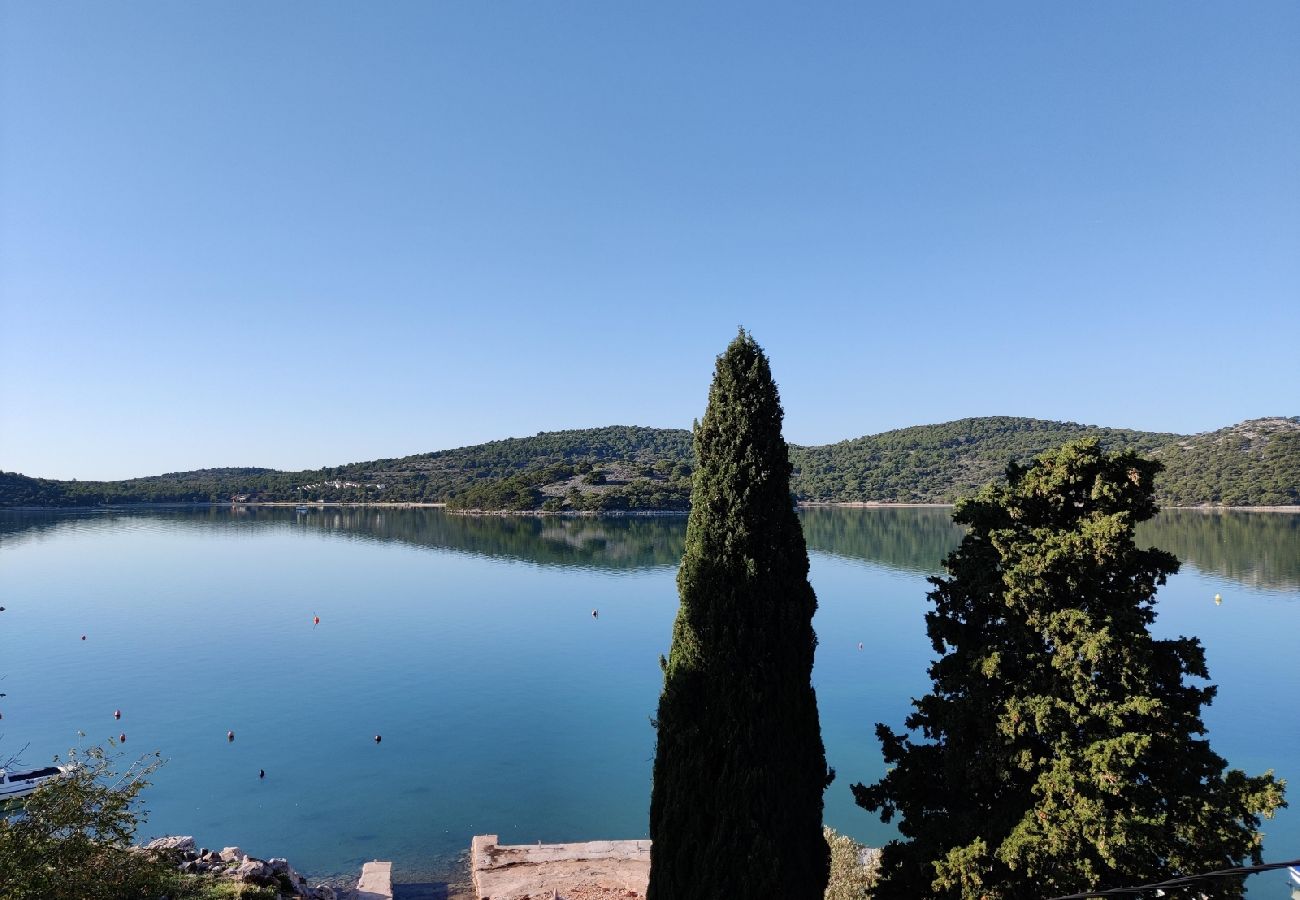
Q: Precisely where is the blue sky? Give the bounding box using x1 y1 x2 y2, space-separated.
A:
2 2 1297 480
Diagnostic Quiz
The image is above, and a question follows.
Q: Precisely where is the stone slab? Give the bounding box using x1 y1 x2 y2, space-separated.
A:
357 860 394 900
471 835 649 900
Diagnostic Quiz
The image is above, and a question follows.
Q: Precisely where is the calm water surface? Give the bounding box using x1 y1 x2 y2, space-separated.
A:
1 507 1296 894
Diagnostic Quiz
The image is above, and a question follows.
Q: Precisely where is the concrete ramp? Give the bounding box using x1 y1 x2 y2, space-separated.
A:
356 860 394 900
470 835 649 900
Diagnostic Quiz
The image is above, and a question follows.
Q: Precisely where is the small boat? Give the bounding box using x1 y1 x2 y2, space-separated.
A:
295 505 310 514
0 764 70 800
1289 865 1300 886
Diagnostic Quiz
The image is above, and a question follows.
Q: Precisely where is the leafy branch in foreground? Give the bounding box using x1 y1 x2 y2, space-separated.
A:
0 744 175 900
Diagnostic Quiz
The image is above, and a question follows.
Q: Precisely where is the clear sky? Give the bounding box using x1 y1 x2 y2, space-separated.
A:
2 2 1297 480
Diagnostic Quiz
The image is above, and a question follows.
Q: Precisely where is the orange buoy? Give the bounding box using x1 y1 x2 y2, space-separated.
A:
114 709 121 720
313 615 320 625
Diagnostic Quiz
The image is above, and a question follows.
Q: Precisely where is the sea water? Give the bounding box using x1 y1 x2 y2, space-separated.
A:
1 507 1295 894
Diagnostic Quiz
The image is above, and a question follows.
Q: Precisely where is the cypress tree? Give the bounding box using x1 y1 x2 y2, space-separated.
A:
648 330 831 900
853 439 1286 899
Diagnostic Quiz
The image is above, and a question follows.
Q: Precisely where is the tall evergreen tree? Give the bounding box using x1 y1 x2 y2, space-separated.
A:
648 330 831 900
854 440 1285 899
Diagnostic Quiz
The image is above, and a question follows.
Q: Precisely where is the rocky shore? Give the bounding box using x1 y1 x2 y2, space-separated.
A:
136 828 878 900
142 835 345 899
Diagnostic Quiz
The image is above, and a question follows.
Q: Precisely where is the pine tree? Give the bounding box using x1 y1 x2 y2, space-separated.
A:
648 330 831 900
853 440 1286 899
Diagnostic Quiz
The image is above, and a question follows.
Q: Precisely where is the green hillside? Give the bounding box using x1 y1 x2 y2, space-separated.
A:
1151 417 1300 506
0 427 695 510
3 417 1297 510
791 416 1180 503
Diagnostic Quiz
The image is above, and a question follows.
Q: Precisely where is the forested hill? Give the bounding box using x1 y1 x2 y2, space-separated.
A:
1146 417 1300 506
792 416 1180 504
3 417 1297 510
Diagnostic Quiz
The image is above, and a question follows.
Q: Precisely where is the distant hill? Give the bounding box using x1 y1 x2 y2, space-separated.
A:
790 416 1182 503
2 417 1297 510
1150 417 1300 506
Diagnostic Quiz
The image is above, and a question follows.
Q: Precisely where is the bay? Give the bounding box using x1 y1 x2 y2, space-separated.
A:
1 507 1296 894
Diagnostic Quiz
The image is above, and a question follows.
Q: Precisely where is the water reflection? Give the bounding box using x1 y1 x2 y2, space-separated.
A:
1137 509 1300 593
298 508 688 571
799 506 966 574
801 506 1300 593
1 506 1296 591
0 507 686 572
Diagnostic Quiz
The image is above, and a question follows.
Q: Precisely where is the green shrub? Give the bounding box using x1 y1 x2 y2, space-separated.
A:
823 827 878 900
0 745 177 900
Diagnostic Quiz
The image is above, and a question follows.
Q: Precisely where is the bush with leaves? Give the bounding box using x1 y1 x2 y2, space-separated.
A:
823 827 878 900
0 744 176 900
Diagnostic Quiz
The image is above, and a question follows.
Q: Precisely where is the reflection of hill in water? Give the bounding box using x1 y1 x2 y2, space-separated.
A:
0 507 689 572
1137 510 1300 594
302 508 689 571
2 507 1296 592
0 508 147 546
798 507 966 575
799 507 1299 592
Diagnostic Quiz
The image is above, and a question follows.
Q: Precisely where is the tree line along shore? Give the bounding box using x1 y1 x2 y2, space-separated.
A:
3 415 1298 512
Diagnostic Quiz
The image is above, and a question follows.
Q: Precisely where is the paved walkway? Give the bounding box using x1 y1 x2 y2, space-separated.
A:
469 835 649 900
355 861 393 900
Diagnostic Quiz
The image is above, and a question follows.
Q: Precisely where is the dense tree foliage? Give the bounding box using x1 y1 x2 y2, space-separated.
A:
853 440 1286 899
1153 417 1300 506
3 416 1296 509
791 417 1179 503
649 332 830 900
444 458 692 512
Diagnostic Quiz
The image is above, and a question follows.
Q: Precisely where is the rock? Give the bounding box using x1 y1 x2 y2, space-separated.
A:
235 858 275 884
267 858 313 894
308 887 337 900
219 846 244 862
145 835 196 853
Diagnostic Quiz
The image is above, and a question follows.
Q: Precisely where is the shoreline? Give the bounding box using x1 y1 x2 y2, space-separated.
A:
799 501 953 508
3 501 1297 514
0 500 448 511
